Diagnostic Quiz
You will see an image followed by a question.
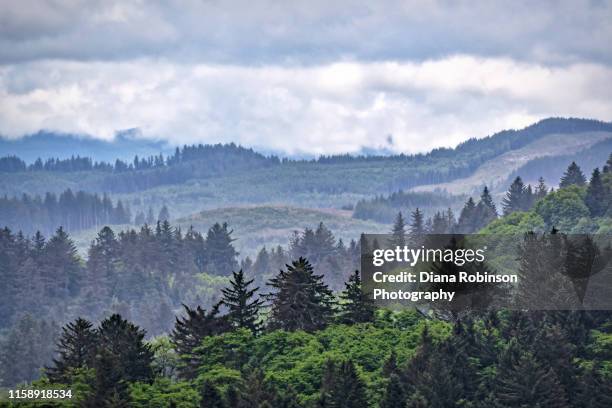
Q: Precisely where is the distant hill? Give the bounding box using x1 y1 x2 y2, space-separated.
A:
1 117 611 222
0 130 172 163
69 205 389 258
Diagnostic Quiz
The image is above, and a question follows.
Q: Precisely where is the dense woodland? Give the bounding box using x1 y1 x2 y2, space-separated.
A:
0 154 611 406
0 190 132 236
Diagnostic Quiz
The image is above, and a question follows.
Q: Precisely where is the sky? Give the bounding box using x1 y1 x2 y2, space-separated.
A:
1 0 611 155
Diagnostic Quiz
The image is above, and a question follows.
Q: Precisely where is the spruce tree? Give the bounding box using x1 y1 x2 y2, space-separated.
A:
171 303 231 379
535 176 548 200
474 186 497 230
409 208 425 245
338 270 376 324
560 161 587 187
91 314 154 405
494 349 569 408
457 197 477 233
204 222 239 276
390 212 406 247
220 269 264 333
323 360 369 408
502 177 526 215
46 318 97 383
585 168 607 217
266 257 334 332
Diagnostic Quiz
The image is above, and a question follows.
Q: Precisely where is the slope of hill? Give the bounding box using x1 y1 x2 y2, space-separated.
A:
175 205 389 257
69 206 388 258
411 131 612 196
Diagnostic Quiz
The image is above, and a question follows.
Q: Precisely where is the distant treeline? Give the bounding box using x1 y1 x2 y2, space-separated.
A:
0 189 131 235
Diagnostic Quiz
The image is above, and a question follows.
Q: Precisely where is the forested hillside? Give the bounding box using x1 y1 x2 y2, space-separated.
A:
1 154 611 407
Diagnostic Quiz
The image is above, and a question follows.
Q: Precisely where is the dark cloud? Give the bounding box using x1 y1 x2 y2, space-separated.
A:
0 0 611 65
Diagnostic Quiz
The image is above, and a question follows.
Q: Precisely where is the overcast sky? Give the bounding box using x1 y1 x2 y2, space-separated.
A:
1 0 611 155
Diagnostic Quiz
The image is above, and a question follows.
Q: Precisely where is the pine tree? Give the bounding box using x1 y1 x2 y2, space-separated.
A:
338 270 376 324
266 257 334 332
585 168 607 217
390 212 406 247
95 314 154 383
200 381 225 408
457 197 477 233
43 226 82 298
409 208 425 245
502 177 526 215
474 186 497 230
220 269 264 333
322 360 369 408
46 318 97 383
171 303 231 379
204 222 239 276
86 226 120 315
560 161 587 187
535 176 548 200
494 349 569 407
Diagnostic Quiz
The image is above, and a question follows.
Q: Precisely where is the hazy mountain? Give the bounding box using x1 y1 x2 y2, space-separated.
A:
0 130 172 163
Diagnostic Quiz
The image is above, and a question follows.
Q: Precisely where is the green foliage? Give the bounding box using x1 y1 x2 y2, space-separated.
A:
130 378 199 408
535 185 590 231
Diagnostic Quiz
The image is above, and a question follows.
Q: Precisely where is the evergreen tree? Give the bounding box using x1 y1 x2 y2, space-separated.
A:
535 176 548 200
204 222 239 276
585 168 607 217
220 269 264 333
338 270 376 324
494 348 569 408
457 197 477 233
474 186 497 230
171 303 231 379
321 360 369 408
46 318 97 383
43 226 82 299
560 161 587 187
502 177 527 215
409 208 425 245
266 257 334 332
390 212 406 247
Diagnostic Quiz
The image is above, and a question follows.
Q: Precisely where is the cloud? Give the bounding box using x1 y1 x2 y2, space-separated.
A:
0 0 611 65
1 56 611 155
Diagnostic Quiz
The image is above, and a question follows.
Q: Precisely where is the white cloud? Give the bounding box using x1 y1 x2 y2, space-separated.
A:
1 56 611 155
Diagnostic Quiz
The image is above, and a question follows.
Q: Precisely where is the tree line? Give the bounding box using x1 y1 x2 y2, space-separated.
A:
0 189 131 235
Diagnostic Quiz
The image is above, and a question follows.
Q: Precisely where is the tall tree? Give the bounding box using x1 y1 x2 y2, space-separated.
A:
266 257 334 332
204 222 239 276
457 197 477 233
338 270 376 324
502 177 526 215
535 176 548 200
409 208 425 245
46 318 97 383
171 304 231 379
603 153 612 174
220 269 264 333
390 212 406 247
585 168 607 217
560 161 587 187
320 360 369 408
